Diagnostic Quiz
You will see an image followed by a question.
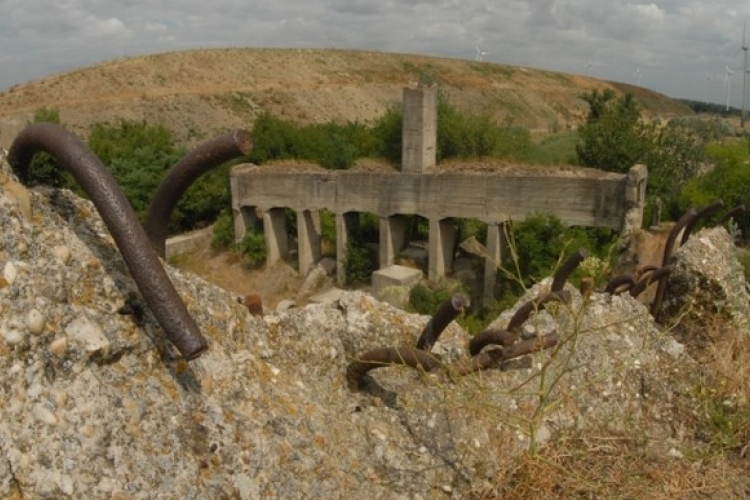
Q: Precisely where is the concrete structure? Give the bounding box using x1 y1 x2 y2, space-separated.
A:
401 86 437 173
229 86 647 302
372 265 424 295
230 163 647 300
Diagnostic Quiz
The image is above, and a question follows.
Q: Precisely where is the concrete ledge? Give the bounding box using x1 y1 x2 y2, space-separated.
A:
165 225 214 259
372 265 423 295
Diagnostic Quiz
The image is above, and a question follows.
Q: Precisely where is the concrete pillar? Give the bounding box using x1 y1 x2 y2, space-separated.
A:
428 217 456 280
379 215 407 268
297 209 322 276
336 212 358 286
263 208 288 267
401 86 437 173
483 222 508 306
622 164 648 235
233 206 261 243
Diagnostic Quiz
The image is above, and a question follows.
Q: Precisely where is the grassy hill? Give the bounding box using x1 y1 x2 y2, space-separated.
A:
0 47 694 150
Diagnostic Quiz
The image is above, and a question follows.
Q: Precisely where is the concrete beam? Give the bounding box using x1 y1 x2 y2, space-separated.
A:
428 218 456 279
379 215 407 268
297 209 322 276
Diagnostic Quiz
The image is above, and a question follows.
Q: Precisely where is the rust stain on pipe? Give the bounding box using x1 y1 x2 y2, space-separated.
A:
681 199 723 245
651 208 697 319
415 293 470 351
8 123 208 360
551 248 586 293
144 130 252 258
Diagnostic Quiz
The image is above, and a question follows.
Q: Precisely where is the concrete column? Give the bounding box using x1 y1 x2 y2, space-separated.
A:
483 222 508 306
379 215 407 268
233 206 261 243
336 212 358 286
401 86 437 173
622 164 648 235
297 209 322 276
428 217 456 280
263 207 288 267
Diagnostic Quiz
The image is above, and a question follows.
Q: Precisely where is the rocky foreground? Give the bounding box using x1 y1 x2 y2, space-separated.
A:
1 148 748 498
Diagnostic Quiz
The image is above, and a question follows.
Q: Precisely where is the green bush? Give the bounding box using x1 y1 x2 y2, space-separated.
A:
25 108 71 188
343 242 375 287
211 209 236 250
237 229 267 267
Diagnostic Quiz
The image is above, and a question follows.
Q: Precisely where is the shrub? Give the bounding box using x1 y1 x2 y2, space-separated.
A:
237 228 267 267
25 107 71 188
343 242 374 287
211 209 236 250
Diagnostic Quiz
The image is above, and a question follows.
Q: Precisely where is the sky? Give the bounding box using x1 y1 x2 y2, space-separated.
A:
1 0 749 109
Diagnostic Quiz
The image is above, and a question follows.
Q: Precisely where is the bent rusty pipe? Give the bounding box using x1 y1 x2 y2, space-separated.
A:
604 274 635 295
630 266 671 298
8 123 208 360
346 346 443 390
651 208 698 318
680 199 723 245
415 293 470 351
506 290 570 337
551 248 586 293
452 333 559 377
717 204 746 226
144 130 253 258
468 328 515 357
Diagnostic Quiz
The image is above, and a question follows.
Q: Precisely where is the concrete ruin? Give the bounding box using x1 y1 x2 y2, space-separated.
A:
230 86 647 300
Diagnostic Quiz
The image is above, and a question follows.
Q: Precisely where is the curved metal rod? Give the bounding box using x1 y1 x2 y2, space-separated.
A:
346 346 443 390
630 266 671 298
415 293 470 351
651 208 698 318
680 199 723 245
8 123 208 360
717 204 746 226
551 248 586 293
448 333 560 377
604 274 635 294
635 264 659 279
144 130 252 258
468 328 515 357
506 290 570 336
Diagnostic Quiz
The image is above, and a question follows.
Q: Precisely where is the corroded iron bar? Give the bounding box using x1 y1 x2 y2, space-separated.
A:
451 333 559 377
680 199 723 245
144 130 252 258
506 291 570 336
468 328 515 357
717 204 746 225
551 248 586 293
630 266 671 298
8 123 208 360
604 274 635 295
346 346 443 390
651 208 698 318
415 293 470 351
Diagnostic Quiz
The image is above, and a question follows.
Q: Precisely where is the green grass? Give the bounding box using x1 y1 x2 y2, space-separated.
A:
525 131 579 165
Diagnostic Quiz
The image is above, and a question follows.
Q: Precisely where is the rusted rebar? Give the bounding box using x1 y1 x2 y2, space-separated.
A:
346 346 443 390
143 130 252 258
604 274 635 295
415 293 470 351
8 123 208 360
717 204 746 226
630 266 671 298
651 208 698 318
680 199 723 245
468 328 515 357
506 291 570 336
448 333 560 377
551 248 586 293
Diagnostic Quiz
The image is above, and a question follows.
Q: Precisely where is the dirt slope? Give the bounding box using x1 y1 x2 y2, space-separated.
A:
0 48 693 149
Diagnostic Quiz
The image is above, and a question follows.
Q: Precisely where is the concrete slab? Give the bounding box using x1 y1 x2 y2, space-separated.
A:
372 265 423 294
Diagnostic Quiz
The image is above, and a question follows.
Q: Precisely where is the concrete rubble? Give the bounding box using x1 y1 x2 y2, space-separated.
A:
0 149 739 498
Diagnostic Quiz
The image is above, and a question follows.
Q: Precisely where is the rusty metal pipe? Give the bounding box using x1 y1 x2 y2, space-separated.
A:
415 293 470 351
717 204 746 226
346 346 443 390
680 199 723 245
144 130 252 258
506 291 569 336
468 328 515 356
8 123 208 360
604 274 635 294
630 266 670 298
651 208 698 318
551 248 586 293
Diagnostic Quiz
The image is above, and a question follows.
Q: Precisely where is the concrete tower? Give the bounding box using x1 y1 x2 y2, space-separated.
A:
401 85 437 173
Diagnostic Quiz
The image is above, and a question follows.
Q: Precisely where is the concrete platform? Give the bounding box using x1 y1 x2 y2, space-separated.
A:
372 265 423 294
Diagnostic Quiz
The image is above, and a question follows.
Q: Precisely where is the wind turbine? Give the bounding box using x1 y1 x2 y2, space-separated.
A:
725 65 734 111
474 40 488 62
633 66 642 86
741 21 748 127
587 59 594 77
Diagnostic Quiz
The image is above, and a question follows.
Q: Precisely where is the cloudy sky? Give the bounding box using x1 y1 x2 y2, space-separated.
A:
1 0 748 108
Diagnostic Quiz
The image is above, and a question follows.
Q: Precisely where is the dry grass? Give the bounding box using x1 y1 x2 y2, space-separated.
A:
466 312 750 499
